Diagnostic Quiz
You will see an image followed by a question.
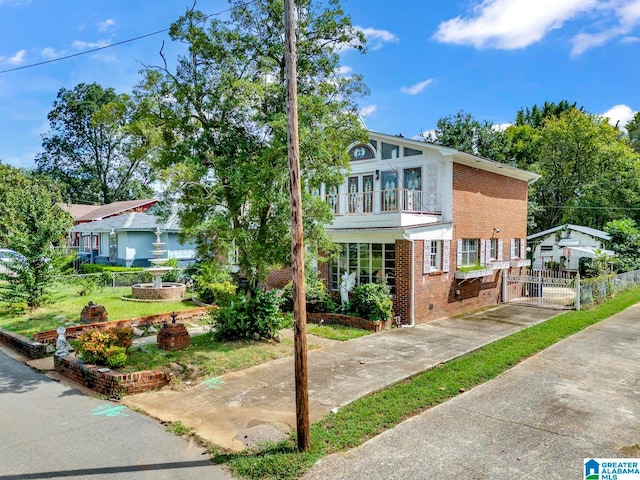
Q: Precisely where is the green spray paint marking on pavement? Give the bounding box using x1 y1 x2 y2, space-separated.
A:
201 377 225 390
92 404 129 417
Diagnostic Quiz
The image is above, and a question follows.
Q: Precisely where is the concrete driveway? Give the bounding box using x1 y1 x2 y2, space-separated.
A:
123 304 559 451
303 303 640 480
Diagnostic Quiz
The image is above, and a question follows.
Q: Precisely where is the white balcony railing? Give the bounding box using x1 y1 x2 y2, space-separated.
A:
326 189 441 216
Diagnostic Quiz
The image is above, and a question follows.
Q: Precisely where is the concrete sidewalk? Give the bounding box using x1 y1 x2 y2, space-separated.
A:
122 304 558 451
303 303 640 480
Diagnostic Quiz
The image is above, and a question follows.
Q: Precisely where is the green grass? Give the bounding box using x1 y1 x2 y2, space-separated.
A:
212 286 640 480
0 282 198 337
306 323 372 341
124 333 296 383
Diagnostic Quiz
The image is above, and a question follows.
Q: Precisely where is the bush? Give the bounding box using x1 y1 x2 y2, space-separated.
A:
161 258 181 282
212 290 284 341
198 281 237 307
75 327 134 367
79 264 144 274
349 283 393 321
280 277 332 313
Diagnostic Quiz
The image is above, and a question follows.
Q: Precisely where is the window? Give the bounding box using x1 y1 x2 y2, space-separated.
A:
330 243 395 294
381 142 400 160
460 239 478 267
511 238 522 259
325 184 339 213
380 171 398 211
404 147 422 157
347 175 374 213
488 239 498 261
424 240 442 273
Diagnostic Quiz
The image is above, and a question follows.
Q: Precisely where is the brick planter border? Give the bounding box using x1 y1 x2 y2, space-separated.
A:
54 354 169 397
307 312 392 332
0 329 46 358
33 307 213 344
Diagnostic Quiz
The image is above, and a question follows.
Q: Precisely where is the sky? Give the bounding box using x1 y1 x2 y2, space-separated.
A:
0 0 639 169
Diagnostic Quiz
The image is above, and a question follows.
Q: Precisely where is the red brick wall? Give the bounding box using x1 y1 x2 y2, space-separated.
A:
307 312 392 332
0 329 46 359
400 163 529 325
265 267 292 289
34 307 213 344
54 355 169 396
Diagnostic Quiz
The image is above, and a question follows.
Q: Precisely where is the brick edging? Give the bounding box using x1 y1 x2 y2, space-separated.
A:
0 328 46 359
54 354 169 396
307 313 392 332
34 307 213 344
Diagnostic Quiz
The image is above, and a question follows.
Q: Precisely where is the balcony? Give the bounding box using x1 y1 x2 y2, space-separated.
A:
325 189 442 229
510 259 531 268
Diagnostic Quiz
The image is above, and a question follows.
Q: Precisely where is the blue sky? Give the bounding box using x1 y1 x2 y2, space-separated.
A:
1 0 639 169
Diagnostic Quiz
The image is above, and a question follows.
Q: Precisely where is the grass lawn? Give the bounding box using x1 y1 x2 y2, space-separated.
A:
125 323 371 386
0 282 197 338
207 286 640 480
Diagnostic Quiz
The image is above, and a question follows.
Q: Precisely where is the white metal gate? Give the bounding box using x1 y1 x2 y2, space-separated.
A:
503 270 579 310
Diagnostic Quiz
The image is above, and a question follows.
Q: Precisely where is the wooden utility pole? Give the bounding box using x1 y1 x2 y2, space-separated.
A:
284 0 310 451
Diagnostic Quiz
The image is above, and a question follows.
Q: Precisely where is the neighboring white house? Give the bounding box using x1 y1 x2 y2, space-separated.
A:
71 211 197 267
527 224 613 272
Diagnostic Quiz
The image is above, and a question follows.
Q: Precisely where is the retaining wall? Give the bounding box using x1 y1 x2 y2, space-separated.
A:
307 313 392 332
0 329 47 359
53 354 169 396
34 307 213 344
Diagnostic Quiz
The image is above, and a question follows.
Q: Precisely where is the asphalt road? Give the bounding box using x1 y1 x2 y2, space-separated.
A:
0 350 232 480
303 303 640 480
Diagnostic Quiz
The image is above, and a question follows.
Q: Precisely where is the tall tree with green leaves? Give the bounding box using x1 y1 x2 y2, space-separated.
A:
422 110 508 162
528 109 640 231
626 111 640 154
0 163 73 308
36 82 156 204
136 0 368 286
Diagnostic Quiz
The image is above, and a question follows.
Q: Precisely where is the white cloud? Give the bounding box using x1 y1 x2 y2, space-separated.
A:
72 39 111 50
336 65 353 76
601 104 636 131
97 18 115 32
359 105 377 118
492 123 512 132
356 26 399 50
571 0 640 54
621 35 640 43
433 0 596 49
0 49 26 65
400 79 434 95
40 47 61 60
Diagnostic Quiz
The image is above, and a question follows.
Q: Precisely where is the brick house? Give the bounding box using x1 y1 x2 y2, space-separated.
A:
318 131 539 325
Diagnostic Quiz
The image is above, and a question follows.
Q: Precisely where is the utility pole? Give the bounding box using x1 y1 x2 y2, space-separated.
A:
284 0 310 451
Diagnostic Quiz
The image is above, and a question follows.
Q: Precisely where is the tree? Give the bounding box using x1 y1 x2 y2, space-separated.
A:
36 83 156 204
514 100 581 128
422 110 508 162
136 0 368 286
528 109 640 231
0 163 73 308
627 111 640 154
603 218 640 272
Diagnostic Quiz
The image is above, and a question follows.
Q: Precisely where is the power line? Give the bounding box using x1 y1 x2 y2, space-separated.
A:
0 29 169 74
0 1 255 75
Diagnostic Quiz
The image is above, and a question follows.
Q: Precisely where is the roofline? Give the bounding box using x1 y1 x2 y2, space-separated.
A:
367 130 540 184
527 224 611 241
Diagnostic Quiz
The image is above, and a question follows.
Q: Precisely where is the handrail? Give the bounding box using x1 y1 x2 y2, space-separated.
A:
325 188 441 215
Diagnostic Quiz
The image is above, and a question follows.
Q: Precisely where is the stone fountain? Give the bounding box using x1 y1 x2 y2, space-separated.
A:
130 228 185 302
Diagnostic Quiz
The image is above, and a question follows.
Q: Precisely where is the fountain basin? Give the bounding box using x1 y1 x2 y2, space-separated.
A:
130 282 186 302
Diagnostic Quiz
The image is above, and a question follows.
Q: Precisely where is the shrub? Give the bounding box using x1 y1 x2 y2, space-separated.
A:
161 258 181 282
280 277 331 313
198 281 237 307
349 283 393 321
79 264 144 274
212 290 284 341
75 327 134 367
